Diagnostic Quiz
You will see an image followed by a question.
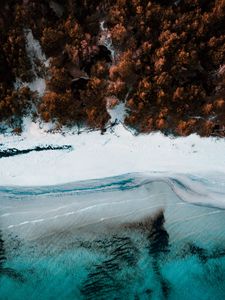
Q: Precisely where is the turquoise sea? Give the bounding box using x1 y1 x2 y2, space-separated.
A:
0 174 225 299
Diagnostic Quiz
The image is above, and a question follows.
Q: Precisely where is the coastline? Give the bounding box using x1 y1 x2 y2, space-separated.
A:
1 173 225 239
0 120 225 209
0 121 225 186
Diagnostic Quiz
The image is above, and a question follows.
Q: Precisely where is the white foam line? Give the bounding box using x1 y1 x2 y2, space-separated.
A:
3 191 163 217
4 201 171 230
1 213 11 217
1 205 73 218
30 219 44 224
48 205 68 212
1 211 33 217
75 202 187 229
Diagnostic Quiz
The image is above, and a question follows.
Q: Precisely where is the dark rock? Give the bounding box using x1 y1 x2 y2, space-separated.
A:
0 145 72 158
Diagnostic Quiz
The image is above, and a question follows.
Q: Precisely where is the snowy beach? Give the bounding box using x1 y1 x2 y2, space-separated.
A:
1 124 225 299
0 121 225 185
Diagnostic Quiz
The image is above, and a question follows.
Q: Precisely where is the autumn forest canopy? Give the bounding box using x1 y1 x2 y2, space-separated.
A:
0 0 225 136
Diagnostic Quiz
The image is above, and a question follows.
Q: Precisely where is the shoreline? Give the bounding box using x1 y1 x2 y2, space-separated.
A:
1 173 225 235
0 122 225 187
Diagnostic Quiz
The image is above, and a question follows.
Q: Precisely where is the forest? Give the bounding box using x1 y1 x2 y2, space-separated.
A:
0 0 224 136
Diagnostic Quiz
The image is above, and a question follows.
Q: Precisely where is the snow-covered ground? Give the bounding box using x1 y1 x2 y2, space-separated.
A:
0 119 225 190
14 29 49 96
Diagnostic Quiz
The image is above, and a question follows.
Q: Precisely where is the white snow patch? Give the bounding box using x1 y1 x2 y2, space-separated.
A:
28 78 46 95
14 29 49 96
107 100 127 123
99 21 116 62
0 123 225 190
25 29 48 68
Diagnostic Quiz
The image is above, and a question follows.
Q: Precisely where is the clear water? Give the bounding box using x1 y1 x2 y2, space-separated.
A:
0 174 225 299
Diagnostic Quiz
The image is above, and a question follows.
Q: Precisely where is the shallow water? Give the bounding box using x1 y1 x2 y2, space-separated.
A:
0 173 225 299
